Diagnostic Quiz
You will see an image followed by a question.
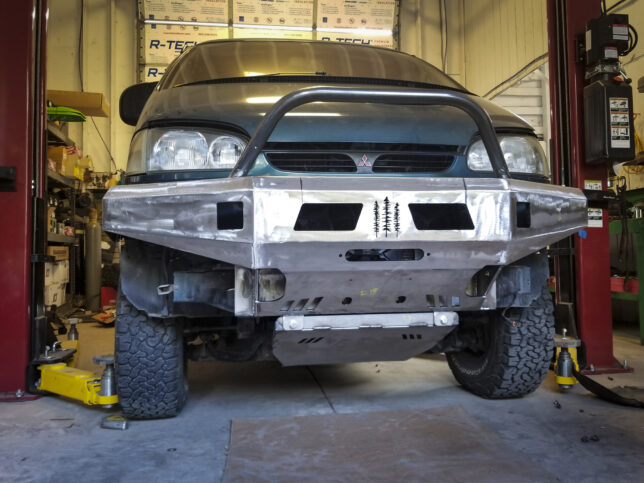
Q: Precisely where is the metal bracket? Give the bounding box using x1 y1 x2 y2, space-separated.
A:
576 34 586 64
101 414 129 431
157 283 176 295
33 347 76 364
554 333 582 348
276 312 458 331
584 62 621 80
31 254 56 263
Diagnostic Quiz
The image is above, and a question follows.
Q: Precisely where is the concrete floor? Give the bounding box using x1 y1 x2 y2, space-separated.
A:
2 321 644 483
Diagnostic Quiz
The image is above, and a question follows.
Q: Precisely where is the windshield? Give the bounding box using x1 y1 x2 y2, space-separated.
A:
160 39 466 91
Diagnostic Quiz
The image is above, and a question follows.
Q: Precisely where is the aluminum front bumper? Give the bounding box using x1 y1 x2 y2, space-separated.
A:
103 176 587 316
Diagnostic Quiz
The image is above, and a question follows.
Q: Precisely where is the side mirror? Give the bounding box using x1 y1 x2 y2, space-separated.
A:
119 82 158 126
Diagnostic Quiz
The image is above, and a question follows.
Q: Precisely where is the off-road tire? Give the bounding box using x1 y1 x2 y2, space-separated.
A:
115 290 187 419
446 286 554 399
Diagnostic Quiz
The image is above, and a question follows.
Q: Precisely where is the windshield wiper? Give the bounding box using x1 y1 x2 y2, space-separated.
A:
260 72 327 76
179 72 328 87
177 75 470 94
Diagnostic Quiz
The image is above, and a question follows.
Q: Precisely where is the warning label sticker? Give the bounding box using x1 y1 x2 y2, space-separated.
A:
612 24 629 41
609 97 630 149
584 180 602 191
610 112 629 126
585 180 603 228
609 98 628 110
587 208 603 228
604 46 619 58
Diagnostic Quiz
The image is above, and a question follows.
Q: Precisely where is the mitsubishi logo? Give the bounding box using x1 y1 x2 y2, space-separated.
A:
358 154 371 167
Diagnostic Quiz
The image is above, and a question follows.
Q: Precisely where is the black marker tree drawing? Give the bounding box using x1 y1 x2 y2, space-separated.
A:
373 201 380 237
394 202 400 236
383 197 391 237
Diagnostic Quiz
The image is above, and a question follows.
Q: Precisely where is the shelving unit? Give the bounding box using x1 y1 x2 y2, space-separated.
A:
46 232 75 244
46 121 74 146
45 129 80 313
47 168 76 188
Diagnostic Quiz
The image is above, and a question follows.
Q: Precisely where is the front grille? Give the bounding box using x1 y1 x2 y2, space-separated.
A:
372 154 454 173
265 152 356 173
263 143 461 174
263 142 460 152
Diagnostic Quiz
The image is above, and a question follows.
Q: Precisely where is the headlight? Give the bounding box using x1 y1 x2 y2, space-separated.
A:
467 135 549 176
126 128 247 174
151 131 209 171
208 136 246 169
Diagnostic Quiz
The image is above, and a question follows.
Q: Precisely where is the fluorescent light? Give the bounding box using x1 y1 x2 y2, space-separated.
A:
317 27 393 36
233 24 313 32
246 96 282 103
259 112 342 117
144 19 228 28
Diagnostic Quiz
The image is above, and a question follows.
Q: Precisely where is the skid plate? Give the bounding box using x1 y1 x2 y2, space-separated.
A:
272 312 458 365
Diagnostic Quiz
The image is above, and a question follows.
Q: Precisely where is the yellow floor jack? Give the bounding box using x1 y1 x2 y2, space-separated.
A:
35 319 128 429
554 329 581 390
554 330 644 408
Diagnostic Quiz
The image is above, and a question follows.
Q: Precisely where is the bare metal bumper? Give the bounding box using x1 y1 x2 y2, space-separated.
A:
103 176 586 316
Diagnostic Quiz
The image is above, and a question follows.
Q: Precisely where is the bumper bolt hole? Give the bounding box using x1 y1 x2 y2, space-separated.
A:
396 296 406 304
341 297 352 305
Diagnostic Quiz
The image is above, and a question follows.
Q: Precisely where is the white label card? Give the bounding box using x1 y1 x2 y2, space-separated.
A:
584 180 603 228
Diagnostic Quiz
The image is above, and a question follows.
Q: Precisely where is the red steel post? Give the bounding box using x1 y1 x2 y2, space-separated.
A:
547 0 625 372
0 0 47 395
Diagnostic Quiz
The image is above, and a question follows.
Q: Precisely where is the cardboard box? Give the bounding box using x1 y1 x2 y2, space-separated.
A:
142 24 227 64
60 154 80 178
47 146 80 175
47 90 109 118
45 262 56 285
56 260 70 283
48 146 67 173
47 245 69 261
45 282 67 306
46 260 70 284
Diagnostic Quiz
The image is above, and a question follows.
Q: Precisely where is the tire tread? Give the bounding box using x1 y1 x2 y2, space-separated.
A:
115 291 187 419
447 287 555 399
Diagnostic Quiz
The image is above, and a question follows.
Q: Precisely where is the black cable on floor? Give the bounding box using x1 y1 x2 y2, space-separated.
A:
305 366 337 414
573 368 644 408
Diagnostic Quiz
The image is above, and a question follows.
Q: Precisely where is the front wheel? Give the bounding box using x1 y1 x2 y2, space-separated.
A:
115 290 187 419
446 286 554 399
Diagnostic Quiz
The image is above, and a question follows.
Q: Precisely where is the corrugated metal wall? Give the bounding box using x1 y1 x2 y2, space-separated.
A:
491 63 551 155
462 0 548 97
399 0 465 85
